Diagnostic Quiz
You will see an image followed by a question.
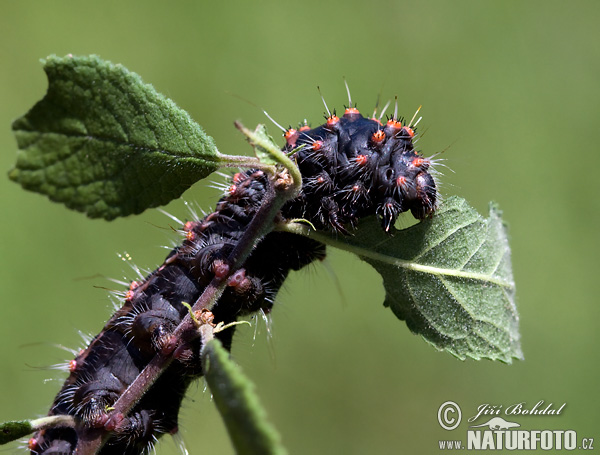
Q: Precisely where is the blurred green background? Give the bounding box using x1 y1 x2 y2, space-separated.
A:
1 1 598 454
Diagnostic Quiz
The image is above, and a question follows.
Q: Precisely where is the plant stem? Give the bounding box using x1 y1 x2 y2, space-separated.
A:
76 167 298 455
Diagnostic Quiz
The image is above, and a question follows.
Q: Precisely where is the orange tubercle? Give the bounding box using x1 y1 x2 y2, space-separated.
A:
412 157 425 167
402 126 415 138
285 128 299 147
284 128 297 140
326 115 340 126
371 130 385 143
28 438 39 451
355 154 368 166
386 119 402 130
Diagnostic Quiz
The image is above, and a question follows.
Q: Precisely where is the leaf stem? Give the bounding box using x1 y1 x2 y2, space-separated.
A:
216 152 277 173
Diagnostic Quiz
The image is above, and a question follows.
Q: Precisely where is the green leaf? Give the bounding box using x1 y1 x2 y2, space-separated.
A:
242 123 280 166
313 196 522 363
10 55 220 219
202 338 287 455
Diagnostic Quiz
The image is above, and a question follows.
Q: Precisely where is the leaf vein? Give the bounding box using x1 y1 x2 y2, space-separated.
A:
15 129 205 162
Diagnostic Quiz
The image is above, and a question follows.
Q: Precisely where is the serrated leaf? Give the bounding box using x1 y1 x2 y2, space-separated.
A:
316 196 522 363
10 55 220 219
202 338 287 455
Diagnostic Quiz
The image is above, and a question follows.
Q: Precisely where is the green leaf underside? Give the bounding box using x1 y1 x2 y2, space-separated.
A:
10 55 219 219
315 196 522 363
203 338 287 455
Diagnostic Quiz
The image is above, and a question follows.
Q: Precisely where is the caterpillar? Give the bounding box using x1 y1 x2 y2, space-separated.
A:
28 100 437 454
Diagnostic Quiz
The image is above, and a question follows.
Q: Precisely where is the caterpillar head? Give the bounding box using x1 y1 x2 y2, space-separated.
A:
283 106 437 232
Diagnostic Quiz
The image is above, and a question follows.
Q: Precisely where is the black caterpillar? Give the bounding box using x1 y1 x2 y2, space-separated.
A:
29 104 437 454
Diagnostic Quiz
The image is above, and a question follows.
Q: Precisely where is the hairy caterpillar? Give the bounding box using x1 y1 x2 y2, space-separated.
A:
29 101 437 455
